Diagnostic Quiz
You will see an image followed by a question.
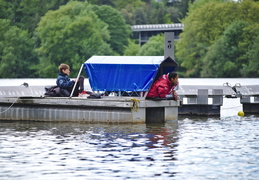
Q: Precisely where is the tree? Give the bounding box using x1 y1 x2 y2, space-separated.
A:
0 0 70 33
143 2 167 24
120 5 136 25
0 19 36 78
120 0 183 25
113 0 143 9
167 6 182 23
0 0 10 19
162 0 191 23
92 5 131 55
177 1 237 77
124 39 140 56
137 34 164 56
176 0 259 77
201 21 249 77
88 0 115 6
36 1 113 78
242 28 259 77
134 7 147 24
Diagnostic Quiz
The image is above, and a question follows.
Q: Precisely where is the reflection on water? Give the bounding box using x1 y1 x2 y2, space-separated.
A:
1 117 259 180
0 121 179 179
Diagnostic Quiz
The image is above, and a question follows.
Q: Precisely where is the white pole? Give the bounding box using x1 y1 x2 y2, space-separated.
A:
70 63 84 98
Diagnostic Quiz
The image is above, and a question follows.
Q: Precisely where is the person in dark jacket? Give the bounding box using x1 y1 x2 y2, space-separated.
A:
56 63 85 97
147 71 179 100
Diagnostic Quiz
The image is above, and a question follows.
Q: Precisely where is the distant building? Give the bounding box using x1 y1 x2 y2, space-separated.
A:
131 23 184 46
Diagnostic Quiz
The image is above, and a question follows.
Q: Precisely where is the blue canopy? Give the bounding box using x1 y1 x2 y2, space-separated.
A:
84 56 177 92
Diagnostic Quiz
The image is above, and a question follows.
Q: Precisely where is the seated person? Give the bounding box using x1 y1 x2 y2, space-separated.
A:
56 63 85 97
146 71 179 100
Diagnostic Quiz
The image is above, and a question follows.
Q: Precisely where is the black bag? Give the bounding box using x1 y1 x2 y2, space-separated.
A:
44 86 70 97
87 93 102 99
60 89 70 97
44 86 61 97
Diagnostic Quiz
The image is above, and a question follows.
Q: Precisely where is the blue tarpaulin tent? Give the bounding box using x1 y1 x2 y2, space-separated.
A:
84 56 177 92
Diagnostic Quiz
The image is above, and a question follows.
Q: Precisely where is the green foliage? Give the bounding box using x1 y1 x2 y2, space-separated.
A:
202 21 249 77
88 0 114 6
0 0 70 33
16 0 56 32
242 26 259 77
113 0 144 9
5 0 259 78
134 7 148 24
35 1 114 77
143 2 167 24
120 0 185 25
0 0 9 18
92 5 131 55
162 0 191 22
124 39 140 56
176 0 259 77
188 0 224 13
137 34 164 56
166 7 181 23
0 19 36 78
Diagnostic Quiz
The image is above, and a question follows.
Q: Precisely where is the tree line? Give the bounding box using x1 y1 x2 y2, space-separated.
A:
0 0 189 78
0 0 258 78
176 0 259 77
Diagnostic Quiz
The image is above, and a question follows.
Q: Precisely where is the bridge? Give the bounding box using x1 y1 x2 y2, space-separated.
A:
131 23 184 45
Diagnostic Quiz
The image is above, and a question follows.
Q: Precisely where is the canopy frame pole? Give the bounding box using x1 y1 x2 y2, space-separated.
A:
70 63 84 98
144 91 148 98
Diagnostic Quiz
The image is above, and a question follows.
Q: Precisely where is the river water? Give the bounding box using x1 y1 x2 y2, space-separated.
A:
0 78 259 180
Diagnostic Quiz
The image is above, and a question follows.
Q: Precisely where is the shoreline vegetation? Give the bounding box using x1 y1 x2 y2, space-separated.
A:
0 0 258 78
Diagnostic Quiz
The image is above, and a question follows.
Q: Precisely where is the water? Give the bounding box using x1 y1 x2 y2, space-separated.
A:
0 78 259 179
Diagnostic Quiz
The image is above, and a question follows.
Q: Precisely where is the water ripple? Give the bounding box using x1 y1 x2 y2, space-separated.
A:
0 122 179 180
0 117 259 179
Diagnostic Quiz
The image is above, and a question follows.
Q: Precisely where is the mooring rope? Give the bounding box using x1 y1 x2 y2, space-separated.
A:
0 97 20 114
130 98 140 112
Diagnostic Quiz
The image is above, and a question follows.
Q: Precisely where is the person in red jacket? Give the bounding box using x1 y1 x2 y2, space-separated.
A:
147 71 179 100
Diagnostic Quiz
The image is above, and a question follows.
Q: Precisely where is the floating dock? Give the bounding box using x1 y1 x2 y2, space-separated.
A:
233 84 259 114
178 83 259 116
0 86 179 123
177 85 235 116
0 83 259 123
